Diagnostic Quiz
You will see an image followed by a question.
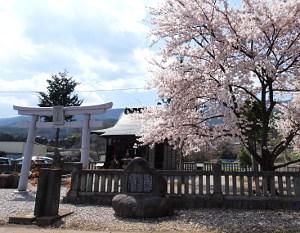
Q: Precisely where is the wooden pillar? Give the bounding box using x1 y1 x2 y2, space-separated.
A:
148 146 155 168
81 114 91 169
294 175 300 197
179 152 184 170
213 162 222 195
163 144 168 169
18 115 37 191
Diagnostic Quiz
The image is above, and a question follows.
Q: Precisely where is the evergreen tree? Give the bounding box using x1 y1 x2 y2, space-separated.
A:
38 70 83 146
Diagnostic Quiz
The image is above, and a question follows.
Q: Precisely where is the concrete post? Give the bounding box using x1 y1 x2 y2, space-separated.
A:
34 169 49 216
18 115 37 191
80 114 91 169
44 169 61 216
34 168 62 218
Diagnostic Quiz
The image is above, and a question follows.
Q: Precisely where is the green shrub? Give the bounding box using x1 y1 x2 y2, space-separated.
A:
238 148 252 167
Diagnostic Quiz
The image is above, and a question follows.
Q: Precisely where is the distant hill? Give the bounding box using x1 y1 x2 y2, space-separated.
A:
0 108 124 139
0 116 30 127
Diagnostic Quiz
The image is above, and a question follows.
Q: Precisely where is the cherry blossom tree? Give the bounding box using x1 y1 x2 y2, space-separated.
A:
141 0 300 171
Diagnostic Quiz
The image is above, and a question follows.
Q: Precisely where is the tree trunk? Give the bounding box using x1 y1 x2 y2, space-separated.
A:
260 163 275 171
55 128 60 147
252 156 259 172
260 156 276 171
53 128 62 168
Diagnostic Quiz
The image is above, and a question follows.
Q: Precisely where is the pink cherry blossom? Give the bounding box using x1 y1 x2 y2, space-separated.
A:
140 0 300 171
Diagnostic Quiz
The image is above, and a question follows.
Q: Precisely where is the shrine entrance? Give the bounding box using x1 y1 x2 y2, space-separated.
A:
13 102 113 191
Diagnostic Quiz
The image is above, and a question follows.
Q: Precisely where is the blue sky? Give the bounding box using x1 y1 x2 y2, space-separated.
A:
0 0 158 117
0 0 241 117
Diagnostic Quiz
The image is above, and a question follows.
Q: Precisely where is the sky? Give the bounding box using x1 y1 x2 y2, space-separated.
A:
0 0 241 118
0 0 159 117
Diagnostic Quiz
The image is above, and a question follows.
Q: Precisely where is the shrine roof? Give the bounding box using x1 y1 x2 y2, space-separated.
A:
92 112 142 137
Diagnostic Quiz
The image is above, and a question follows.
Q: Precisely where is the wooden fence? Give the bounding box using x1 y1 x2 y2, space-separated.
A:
78 169 123 193
64 162 300 209
88 161 252 171
158 170 299 197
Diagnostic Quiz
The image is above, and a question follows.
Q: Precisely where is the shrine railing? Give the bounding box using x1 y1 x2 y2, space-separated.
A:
65 162 300 208
79 169 123 193
158 170 300 198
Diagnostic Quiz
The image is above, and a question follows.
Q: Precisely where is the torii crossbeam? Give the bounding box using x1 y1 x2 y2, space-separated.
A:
13 102 113 191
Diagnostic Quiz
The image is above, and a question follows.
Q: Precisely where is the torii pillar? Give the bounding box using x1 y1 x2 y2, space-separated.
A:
80 114 91 167
18 115 38 191
13 102 113 191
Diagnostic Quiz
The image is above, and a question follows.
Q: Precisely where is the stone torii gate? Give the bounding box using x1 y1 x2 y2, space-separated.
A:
13 102 113 191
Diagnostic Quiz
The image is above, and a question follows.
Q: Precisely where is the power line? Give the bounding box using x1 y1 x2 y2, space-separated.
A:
77 87 154 93
0 87 155 93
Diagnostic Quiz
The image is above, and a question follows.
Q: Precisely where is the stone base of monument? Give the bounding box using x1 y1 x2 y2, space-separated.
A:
112 194 173 218
8 209 73 226
36 209 73 226
8 213 36 225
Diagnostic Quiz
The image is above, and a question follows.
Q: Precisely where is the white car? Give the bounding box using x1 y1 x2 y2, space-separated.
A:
32 156 53 165
15 156 53 165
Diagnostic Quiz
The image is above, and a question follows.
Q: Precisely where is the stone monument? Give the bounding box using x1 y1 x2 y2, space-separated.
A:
9 168 72 226
112 157 173 218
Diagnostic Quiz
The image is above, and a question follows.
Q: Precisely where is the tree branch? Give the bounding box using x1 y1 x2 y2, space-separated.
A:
274 158 300 170
229 84 261 103
272 127 300 157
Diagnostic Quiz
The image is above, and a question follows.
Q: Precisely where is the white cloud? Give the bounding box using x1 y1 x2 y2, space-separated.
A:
0 73 48 92
79 92 105 106
132 48 156 75
0 95 33 107
74 50 119 72
0 1 37 62
82 0 149 34
0 0 158 116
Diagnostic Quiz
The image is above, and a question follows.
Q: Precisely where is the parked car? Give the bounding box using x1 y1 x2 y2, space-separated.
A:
14 158 23 165
32 156 53 165
0 157 11 165
14 156 53 165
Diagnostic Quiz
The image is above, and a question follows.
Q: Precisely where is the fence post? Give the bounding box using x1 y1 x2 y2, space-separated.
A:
121 170 127 193
68 162 82 198
213 161 222 195
294 175 300 197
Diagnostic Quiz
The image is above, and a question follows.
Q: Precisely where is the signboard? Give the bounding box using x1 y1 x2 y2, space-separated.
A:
53 106 64 126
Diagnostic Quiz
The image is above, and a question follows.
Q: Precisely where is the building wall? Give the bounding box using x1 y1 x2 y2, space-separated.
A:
148 143 178 170
0 141 47 158
163 144 178 170
100 135 180 170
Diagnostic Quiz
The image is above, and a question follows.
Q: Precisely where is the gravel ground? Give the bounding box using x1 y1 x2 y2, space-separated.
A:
1 185 300 233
